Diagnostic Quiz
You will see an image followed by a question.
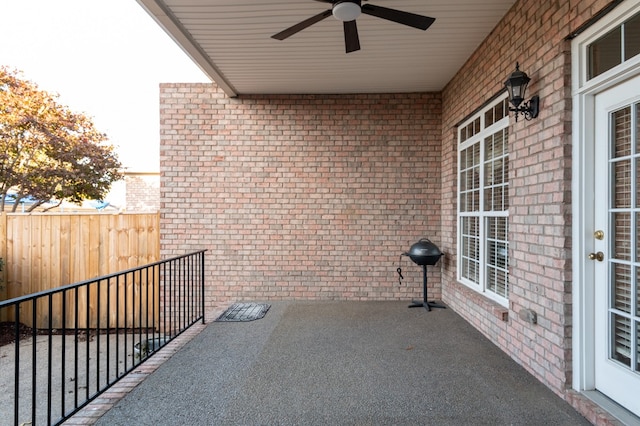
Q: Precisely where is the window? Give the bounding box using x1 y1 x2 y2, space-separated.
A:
458 96 509 305
588 11 640 80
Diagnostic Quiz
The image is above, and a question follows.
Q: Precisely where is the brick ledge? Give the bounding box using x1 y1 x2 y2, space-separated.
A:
445 280 509 322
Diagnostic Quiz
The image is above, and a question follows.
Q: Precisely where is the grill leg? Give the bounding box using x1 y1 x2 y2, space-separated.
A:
408 265 446 311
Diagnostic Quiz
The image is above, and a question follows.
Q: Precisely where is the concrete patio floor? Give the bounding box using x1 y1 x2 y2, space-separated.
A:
93 301 590 425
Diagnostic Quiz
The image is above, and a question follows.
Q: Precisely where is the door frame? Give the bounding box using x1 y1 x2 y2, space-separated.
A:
571 0 640 409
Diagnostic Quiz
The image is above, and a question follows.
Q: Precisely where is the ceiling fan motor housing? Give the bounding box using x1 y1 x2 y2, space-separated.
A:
333 0 362 22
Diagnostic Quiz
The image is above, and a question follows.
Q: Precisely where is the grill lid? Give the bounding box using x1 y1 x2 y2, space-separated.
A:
405 238 442 266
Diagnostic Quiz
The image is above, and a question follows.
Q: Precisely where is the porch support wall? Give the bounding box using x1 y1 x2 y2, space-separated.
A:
159 89 442 306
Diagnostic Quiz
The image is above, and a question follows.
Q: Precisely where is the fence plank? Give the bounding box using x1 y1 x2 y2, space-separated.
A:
0 213 160 328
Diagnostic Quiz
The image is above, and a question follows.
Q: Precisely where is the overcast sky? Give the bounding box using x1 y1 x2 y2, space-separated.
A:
0 0 209 172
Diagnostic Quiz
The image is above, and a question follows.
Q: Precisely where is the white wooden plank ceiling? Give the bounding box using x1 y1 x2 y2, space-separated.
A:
136 0 516 96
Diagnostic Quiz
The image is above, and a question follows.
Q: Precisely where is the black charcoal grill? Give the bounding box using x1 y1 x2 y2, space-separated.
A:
401 238 445 311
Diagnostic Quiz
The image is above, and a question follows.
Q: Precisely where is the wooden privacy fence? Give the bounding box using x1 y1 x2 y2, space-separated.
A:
0 212 160 326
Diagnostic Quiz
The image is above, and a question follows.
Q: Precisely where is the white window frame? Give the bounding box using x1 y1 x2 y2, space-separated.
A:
457 94 510 307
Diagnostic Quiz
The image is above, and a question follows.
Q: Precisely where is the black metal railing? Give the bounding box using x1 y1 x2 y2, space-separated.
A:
0 250 206 426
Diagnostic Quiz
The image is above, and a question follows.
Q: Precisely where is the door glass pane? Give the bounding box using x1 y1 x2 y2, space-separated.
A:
614 161 632 208
636 158 640 209
613 212 631 260
589 27 621 79
637 104 640 155
612 313 632 367
613 263 632 313
624 13 640 61
614 107 632 157
636 322 640 371
637 267 640 316
637 214 640 263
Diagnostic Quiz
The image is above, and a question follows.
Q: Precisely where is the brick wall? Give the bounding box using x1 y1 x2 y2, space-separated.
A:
160 90 442 306
125 173 160 212
440 0 614 416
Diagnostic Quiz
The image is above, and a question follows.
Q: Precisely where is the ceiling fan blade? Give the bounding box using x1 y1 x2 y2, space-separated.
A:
361 4 435 30
272 10 332 40
343 20 360 53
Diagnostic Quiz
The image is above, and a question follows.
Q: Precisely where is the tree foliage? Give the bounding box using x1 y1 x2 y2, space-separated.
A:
0 66 122 212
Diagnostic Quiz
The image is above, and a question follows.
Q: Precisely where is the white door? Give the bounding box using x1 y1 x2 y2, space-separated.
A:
594 76 640 417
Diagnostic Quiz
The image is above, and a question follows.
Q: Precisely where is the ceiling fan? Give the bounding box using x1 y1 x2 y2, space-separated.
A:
271 0 435 53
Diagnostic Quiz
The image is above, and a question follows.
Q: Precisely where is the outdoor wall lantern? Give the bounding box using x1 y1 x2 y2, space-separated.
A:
504 62 539 121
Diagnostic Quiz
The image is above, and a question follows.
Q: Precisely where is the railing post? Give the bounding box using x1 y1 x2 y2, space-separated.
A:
201 251 205 324
14 303 20 426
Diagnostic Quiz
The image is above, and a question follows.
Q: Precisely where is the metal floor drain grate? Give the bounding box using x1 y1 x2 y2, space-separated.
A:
215 303 271 322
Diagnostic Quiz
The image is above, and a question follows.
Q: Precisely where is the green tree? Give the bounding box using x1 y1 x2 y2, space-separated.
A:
0 66 122 212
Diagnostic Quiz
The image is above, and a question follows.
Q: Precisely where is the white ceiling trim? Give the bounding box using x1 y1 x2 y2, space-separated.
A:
136 0 237 96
